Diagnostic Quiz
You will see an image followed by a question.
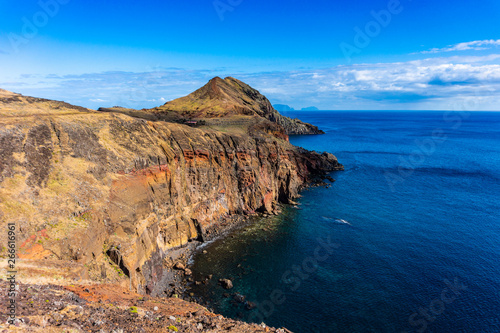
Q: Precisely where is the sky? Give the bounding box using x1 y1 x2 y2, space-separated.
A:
0 0 499 110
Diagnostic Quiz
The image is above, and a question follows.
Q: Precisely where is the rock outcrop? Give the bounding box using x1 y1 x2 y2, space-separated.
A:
0 89 342 301
150 77 325 135
0 281 289 332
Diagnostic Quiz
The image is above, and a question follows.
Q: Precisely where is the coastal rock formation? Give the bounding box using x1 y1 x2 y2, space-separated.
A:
219 278 234 289
150 77 325 135
0 88 342 303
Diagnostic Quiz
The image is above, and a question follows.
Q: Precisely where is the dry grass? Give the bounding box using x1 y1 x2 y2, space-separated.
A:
0 260 94 286
0 174 36 219
0 89 95 117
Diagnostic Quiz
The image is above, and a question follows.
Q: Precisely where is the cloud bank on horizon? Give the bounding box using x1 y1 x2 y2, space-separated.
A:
2 46 499 111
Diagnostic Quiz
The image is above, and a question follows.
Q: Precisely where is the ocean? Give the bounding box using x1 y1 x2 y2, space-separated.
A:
189 111 500 332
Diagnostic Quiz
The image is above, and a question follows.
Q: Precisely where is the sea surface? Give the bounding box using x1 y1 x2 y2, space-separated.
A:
189 111 500 332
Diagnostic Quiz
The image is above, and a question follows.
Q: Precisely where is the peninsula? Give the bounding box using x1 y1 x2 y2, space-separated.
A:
0 78 342 331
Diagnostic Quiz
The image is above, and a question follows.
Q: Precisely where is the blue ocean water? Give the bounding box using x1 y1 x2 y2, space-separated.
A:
190 111 500 332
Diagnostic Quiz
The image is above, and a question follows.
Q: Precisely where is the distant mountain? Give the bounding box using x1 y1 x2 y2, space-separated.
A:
273 104 295 112
149 77 324 135
301 106 319 111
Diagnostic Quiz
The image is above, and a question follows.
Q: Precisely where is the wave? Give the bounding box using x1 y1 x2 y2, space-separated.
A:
321 216 352 225
186 240 217 266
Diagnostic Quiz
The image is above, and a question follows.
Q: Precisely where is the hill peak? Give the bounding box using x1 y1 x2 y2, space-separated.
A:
155 76 275 118
196 76 256 101
150 77 324 135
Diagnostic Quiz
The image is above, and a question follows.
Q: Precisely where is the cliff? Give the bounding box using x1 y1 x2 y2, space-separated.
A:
148 77 325 135
0 89 341 285
0 87 341 331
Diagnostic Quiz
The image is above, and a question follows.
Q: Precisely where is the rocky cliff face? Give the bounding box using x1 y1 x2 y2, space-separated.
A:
272 113 324 135
0 91 341 297
150 77 325 135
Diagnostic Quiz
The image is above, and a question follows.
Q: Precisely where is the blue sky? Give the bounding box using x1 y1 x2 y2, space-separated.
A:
1 0 499 110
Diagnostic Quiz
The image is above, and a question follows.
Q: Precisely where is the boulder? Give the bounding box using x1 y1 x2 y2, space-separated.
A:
218 278 233 289
173 262 185 270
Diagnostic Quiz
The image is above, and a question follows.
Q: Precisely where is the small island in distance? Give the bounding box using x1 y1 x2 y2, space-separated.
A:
273 104 320 112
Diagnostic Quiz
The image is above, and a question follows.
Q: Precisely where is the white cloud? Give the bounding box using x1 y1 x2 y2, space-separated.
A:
421 39 500 54
2 54 500 111
237 54 500 110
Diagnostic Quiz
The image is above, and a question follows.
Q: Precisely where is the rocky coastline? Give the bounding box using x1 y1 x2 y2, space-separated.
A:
0 80 342 331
